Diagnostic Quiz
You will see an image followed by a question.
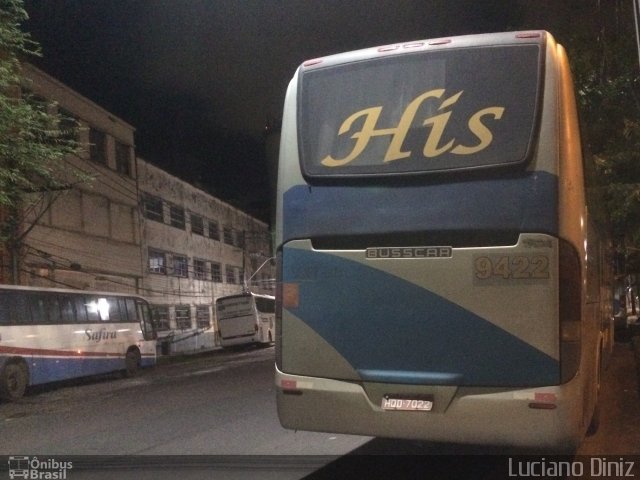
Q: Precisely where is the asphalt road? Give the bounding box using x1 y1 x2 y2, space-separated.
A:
0 341 639 479
0 346 368 479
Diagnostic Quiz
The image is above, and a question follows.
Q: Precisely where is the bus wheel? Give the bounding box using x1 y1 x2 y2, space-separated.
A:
124 349 141 377
0 361 28 401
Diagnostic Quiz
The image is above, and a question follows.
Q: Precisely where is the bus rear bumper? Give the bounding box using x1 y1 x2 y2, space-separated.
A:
275 367 585 450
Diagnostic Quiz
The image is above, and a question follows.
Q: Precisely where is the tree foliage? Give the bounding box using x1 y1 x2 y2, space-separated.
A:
0 0 88 249
560 0 640 258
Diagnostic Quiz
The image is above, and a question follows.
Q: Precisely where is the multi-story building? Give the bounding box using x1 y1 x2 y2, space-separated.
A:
137 158 273 354
2 63 274 355
16 64 142 293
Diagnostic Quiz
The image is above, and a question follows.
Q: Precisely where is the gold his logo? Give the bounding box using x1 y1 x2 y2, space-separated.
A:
321 89 505 167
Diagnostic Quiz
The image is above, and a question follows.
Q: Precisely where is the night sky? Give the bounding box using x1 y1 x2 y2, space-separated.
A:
22 1 569 222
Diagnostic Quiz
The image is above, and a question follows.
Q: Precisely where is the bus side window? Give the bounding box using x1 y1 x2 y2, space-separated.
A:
7 292 31 325
125 298 137 322
0 292 10 325
85 296 101 322
59 295 76 323
137 300 156 340
117 298 127 321
256 297 275 314
48 295 62 325
75 297 88 323
106 297 122 322
28 294 48 325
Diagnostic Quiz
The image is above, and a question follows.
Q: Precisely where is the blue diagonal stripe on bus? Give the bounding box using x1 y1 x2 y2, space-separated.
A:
282 171 557 242
283 247 559 386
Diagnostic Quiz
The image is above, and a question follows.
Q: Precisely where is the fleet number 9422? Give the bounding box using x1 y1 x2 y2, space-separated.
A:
474 255 550 280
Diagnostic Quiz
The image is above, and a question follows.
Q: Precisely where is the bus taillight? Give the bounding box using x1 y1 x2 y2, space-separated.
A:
516 31 543 39
559 239 582 383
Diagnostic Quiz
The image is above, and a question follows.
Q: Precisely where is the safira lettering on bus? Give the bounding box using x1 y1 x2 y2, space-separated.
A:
85 328 117 343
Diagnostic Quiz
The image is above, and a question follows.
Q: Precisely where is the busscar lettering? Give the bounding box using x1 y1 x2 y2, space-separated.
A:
366 247 452 259
321 88 505 167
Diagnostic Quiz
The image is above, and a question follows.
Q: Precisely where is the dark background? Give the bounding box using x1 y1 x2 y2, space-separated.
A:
22 1 577 222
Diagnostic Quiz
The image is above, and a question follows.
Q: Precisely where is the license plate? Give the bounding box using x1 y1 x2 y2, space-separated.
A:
382 395 434 411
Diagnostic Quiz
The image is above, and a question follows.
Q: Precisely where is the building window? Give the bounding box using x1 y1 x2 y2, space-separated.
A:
115 141 131 176
225 265 237 284
191 214 204 236
208 221 220 240
89 128 107 165
223 226 234 246
172 255 188 278
175 305 191 330
169 204 185 229
152 306 170 331
148 249 166 274
211 262 222 283
194 259 207 280
196 306 211 329
58 108 79 142
142 194 163 222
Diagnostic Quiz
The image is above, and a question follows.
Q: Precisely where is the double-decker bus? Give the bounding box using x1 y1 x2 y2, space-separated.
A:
275 31 614 449
215 292 275 347
0 285 157 400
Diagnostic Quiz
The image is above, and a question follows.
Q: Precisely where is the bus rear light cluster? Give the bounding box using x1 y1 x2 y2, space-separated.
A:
303 58 323 67
559 239 582 383
516 32 542 39
281 379 297 390
282 283 299 309
428 39 452 46
378 45 400 52
528 392 558 409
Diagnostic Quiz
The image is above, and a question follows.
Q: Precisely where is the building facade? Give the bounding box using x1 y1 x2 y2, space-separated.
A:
3 64 274 354
137 159 273 354
16 64 142 293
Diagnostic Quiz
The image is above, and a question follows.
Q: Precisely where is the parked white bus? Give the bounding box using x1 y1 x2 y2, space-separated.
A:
0 285 157 400
216 293 275 347
275 31 614 449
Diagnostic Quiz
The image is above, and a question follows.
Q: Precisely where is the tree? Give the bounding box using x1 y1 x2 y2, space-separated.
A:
560 1 640 267
0 0 90 283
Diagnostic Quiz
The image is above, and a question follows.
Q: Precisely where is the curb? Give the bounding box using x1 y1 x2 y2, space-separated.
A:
156 346 224 366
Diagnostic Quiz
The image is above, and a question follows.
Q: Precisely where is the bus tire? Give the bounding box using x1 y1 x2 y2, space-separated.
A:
124 348 141 377
0 361 28 401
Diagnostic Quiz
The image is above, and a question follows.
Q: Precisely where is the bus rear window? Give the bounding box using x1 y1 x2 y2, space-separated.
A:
298 45 542 178
216 296 253 319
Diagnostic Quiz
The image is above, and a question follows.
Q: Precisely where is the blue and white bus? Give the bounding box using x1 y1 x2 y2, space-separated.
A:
275 31 614 449
0 285 157 400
